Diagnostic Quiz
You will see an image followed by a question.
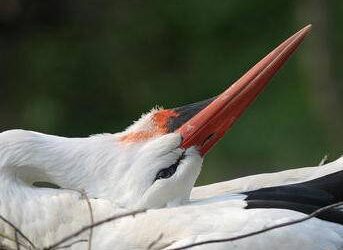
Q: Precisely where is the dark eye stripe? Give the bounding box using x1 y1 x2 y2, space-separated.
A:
154 152 186 181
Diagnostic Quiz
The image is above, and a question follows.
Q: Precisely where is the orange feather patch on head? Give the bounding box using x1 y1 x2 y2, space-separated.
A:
152 109 179 132
120 109 179 143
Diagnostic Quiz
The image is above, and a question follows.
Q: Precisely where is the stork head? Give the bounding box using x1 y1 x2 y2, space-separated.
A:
91 25 311 209
17 26 309 209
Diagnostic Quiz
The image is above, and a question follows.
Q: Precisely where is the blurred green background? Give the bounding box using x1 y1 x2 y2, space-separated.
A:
1 0 342 185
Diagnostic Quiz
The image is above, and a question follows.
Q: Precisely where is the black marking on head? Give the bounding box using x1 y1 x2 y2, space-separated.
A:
244 170 343 225
167 97 215 132
33 181 61 189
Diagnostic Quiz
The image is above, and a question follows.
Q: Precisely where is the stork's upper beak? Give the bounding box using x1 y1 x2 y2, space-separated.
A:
169 25 311 156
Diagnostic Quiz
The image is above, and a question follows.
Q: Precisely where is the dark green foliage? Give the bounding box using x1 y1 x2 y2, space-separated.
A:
0 1 342 185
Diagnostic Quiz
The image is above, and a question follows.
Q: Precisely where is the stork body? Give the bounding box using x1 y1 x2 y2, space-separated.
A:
0 129 342 249
0 25 342 249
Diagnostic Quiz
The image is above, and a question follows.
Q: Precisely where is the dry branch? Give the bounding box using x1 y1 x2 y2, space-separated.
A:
61 188 94 250
170 201 343 250
0 215 35 249
44 209 146 250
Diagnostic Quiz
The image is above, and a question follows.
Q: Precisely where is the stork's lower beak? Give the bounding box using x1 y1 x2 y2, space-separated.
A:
177 25 311 156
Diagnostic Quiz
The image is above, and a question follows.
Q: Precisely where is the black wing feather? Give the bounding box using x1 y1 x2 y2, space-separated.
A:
244 170 343 225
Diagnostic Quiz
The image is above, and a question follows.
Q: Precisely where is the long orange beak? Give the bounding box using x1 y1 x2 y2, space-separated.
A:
178 25 312 156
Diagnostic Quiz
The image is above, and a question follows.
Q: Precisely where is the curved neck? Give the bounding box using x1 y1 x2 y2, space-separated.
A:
0 130 123 198
1 131 83 184
0 130 122 247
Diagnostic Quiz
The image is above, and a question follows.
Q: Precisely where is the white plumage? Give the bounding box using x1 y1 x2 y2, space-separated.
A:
0 130 342 249
191 157 343 199
0 25 342 249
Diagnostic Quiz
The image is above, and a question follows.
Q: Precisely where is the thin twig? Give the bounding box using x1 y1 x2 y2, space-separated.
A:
0 215 35 249
44 209 146 250
82 192 94 250
0 232 29 249
53 239 88 250
14 231 19 250
170 201 343 250
62 188 94 250
147 233 164 250
0 233 16 243
318 154 329 166
0 243 11 250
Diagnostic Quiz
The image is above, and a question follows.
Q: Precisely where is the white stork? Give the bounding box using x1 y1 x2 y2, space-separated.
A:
0 25 342 250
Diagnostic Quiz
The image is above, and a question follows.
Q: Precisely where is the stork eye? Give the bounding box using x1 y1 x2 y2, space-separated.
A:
155 152 185 181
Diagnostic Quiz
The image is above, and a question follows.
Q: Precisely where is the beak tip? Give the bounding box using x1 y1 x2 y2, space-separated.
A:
179 25 311 156
301 24 312 35
305 24 312 29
